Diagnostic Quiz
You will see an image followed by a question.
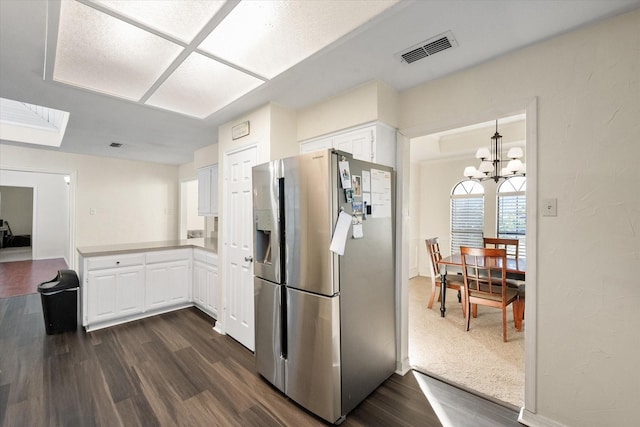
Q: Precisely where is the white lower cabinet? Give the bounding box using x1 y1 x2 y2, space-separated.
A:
87 265 144 324
81 247 217 331
145 260 191 311
193 249 219 318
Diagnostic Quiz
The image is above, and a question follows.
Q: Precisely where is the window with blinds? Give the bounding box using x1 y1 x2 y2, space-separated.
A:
451 180 484 255
497 177 526 258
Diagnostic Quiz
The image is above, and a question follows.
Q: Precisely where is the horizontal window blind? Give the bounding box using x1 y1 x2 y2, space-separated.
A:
451 196 484 255
498 194 526 257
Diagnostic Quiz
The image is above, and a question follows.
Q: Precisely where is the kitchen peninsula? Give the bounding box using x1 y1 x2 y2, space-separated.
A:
77 238 218 332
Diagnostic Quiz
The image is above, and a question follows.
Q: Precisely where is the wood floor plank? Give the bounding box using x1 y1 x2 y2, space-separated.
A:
93 337 143 404
129 360 183 426
180 389 244 427
0 258 68 298
0 383 10 426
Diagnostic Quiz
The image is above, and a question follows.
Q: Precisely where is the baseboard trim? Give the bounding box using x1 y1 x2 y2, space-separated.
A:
518 408 568 427
84 302 193 332
395 357 411 375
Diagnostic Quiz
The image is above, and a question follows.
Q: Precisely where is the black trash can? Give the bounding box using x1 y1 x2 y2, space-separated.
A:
38 269 79 335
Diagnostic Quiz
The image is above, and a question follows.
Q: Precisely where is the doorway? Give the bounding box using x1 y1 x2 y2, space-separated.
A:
405 110 534 409
0 185 33 262
0 169 73 266
179 179 204 240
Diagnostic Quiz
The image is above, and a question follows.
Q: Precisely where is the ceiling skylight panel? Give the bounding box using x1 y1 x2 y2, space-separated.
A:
90 0 226 43
145 52 264 119
197 0 399 79
53 0 183 101
0 98 70 147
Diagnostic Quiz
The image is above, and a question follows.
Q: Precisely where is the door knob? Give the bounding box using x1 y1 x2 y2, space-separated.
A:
245 256 253 262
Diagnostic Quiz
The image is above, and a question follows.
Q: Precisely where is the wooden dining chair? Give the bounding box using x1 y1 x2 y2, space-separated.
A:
425 238 465 315
482 237 519 258
483 237 525 319
460 246 522 342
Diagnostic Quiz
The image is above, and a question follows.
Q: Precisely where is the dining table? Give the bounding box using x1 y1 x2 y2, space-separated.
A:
436 253 526 317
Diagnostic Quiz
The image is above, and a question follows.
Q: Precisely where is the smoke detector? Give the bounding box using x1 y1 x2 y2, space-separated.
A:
397 31 458 64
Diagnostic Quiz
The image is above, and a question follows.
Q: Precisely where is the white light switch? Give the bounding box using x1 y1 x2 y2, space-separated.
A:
543 198 557 216
90 208 96 215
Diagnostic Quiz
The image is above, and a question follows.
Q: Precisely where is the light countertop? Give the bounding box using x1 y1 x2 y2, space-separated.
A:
77 238 218 257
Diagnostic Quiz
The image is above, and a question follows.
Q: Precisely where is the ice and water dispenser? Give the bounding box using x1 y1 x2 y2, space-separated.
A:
252 160 284 285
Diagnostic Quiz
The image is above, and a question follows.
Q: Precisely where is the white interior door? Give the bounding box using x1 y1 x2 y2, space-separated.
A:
224 145 257 351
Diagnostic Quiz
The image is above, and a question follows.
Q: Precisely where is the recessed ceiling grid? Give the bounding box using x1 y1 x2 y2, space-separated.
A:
46 0 399 119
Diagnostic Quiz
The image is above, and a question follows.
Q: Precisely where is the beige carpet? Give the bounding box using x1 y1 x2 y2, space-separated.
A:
408 276 524 408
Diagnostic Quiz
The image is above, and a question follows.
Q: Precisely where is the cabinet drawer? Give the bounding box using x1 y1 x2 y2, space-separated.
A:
145 249 191 264
193 249 217 265
86 254 145 270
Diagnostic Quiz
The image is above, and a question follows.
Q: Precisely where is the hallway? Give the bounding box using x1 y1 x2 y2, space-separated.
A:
0 258 68 298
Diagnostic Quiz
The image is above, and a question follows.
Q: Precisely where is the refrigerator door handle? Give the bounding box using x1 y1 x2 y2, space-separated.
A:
281 287 287 358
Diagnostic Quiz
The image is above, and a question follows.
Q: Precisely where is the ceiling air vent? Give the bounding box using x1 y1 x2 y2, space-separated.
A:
397 31 458 64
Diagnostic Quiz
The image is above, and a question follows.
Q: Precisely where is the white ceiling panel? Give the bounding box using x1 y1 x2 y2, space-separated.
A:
2 0 638 164
198 0 398 79
91 0 226 43
53 0 184 101
145 52 265 119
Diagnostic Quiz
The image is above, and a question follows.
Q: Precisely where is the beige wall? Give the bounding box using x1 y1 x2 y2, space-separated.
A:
297 80 390 141
399 9 640 427
193 144 218 170
0 185 33 235
178 161 197 181
413 158 500 276
269 103 298 160
0 145 179 257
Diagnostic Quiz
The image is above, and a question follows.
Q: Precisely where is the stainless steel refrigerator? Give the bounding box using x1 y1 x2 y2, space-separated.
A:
253 149 396 424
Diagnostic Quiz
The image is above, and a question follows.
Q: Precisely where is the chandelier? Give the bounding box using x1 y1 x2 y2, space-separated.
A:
463 120 525 182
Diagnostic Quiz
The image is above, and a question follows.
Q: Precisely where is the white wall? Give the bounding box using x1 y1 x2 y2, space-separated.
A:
0 144 180 265
0 169 69 261
399 9 640 427
0 185 33 235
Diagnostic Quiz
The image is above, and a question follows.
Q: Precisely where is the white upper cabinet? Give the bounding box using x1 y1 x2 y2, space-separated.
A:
299 122 396 168
198 164 218 216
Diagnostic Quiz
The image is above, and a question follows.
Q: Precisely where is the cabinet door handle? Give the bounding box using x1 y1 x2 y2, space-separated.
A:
116 261 120 265
244 256 253 262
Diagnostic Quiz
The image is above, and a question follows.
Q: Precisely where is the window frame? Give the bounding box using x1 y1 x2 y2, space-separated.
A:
450 180 485 255
496 177 526 258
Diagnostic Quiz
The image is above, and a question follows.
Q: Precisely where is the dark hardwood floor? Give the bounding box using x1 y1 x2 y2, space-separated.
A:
0 258 68 298
0 259 523 427
0 293 440 426
0 293 521 427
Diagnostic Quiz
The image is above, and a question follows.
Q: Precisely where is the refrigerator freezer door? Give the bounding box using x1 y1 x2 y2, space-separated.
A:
285 287 341 424
252 161 283 284
283 151 338 296
338 157 396 415
254 277 285 392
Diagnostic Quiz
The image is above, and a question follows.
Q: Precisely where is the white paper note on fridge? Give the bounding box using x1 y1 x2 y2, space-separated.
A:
330 211 352 255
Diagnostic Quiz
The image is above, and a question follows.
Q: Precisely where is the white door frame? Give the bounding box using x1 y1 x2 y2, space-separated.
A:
398 97 538 415
0 166 77 269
